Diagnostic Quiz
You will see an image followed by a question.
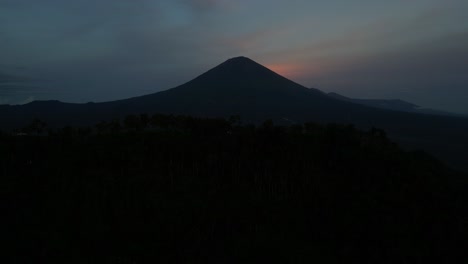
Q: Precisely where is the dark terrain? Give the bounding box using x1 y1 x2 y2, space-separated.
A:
1 57 467 263
2 116 467 263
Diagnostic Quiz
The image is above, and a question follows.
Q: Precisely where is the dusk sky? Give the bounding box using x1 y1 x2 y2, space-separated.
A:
1 0 468 114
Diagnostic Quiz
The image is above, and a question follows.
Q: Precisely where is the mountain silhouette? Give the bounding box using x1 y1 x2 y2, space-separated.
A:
0 57 426 124
1 56 468 170
105 56 340 122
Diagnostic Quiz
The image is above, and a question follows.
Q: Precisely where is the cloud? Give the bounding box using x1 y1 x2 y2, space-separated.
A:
0 94 35 105
180 0 219 9
0 73 27 84
179 0 234 12
17 96 35 105
0 70 57 104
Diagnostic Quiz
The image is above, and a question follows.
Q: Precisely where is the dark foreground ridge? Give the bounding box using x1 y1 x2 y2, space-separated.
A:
2 115 467 263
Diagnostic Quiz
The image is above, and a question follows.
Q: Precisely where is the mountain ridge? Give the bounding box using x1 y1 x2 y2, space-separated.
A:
327 92 464 117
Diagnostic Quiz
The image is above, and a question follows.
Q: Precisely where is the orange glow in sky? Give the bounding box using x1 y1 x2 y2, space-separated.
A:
265 63 307 79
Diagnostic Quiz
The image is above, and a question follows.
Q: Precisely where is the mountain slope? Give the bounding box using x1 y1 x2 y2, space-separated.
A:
106 56 345 121
107 57 407 125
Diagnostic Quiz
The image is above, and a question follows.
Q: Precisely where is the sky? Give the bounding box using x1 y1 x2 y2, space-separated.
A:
1 0 468 114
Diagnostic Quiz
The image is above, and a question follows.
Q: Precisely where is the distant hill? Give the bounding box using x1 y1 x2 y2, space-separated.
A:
0 56 467 170
327 92 464 116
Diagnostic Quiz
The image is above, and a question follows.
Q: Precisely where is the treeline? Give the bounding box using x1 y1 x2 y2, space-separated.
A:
1 114 466 263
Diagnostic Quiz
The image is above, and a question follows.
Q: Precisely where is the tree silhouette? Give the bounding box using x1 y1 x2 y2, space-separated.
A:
22 118 47 135
2 114 466 263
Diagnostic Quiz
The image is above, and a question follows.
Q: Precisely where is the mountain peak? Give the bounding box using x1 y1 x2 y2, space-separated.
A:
203 56 275 79
225 56 253 62
219 56 263 68
172 56 322 99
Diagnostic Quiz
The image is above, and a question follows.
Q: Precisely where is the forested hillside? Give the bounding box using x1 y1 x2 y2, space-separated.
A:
2 114 466 263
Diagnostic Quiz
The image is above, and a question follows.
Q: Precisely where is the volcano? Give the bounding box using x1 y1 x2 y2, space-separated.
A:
99 56 381 124
105 56 344 122
1 56 468 170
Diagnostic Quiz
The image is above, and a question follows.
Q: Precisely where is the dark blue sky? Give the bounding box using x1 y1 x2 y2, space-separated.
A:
1 0 468 114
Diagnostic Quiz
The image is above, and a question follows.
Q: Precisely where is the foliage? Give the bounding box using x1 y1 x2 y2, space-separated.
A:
1 115 466 263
